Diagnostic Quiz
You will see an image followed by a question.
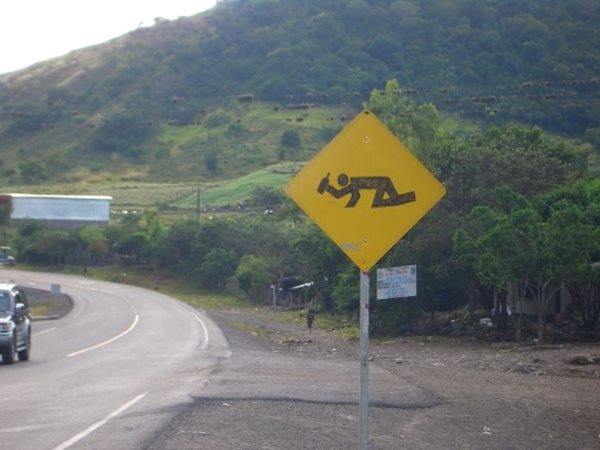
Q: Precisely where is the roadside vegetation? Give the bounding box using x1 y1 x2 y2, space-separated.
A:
2 81 598 343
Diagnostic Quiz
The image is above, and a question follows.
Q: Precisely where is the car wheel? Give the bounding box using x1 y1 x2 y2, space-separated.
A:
18 331 31 361
2 334 17 364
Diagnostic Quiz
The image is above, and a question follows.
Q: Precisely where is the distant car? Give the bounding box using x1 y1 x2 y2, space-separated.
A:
0 247 15 266
0 254 15 266
0 282 31 364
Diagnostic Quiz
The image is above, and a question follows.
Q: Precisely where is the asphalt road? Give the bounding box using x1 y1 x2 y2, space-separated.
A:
0 269 230 450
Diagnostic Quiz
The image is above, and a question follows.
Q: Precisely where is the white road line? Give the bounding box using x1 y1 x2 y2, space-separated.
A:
51 392 147 450
0 424 50 433
87 287 118 295
32 327 56 337
66 314 139 358
66 292 139 357
65 290 86 321
193 313 210 350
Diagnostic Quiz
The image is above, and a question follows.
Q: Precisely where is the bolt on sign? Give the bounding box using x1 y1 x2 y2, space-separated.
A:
285 110 446 272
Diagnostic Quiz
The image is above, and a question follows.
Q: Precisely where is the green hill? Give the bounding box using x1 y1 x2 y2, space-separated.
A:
0 0 598 193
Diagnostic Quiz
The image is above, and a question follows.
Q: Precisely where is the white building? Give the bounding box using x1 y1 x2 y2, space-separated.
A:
1 194 112 228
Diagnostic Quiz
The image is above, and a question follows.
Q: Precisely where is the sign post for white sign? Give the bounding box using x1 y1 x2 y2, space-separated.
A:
285 110 445 449
377 265 417 300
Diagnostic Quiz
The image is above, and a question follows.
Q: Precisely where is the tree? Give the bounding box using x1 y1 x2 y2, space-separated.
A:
155 219 199 271
77 226 109 265
235 254 273 303
365 80 421 151
291 220 349 311
203 150 219 173
441 126 585 213
91 112 153 158
250 186 285 208
457 183 600 342
278 129 302 161
365 79 448 165
115 233 150 265
566 265 600 332
198 248 239 291
364 79 591 337
0 197 12 247
455 205 522 339
280 129 301 149
141 209 163 262
537 180 600 331
489 203 563 343
332 264 360 313
18 228 76 266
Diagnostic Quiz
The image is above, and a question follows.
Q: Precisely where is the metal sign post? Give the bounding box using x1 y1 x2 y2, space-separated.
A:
359 270 370 450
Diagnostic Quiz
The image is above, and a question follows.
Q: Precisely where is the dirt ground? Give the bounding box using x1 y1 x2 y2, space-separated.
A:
209 307 600 380
201 307 600 450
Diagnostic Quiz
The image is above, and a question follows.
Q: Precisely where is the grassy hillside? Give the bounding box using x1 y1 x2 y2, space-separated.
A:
0 0 598 190
0 99 352 186
175 163 299 209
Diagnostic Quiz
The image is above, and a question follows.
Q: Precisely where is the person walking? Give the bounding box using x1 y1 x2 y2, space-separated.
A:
306 307 315 334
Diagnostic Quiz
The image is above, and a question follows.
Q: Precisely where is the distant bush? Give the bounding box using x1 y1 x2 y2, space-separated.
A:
19 160 47 183
227 122 249 136
204 112 232 129
280 129 301 148
91 112 153 157
203 150 219 173
249 186 285 208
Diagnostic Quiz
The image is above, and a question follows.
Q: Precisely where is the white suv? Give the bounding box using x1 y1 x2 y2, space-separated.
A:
0 282 31 364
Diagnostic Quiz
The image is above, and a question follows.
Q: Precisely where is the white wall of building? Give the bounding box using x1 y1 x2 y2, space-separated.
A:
8 194 112 226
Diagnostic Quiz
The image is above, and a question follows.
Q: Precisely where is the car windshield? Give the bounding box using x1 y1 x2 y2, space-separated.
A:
0 292 9 311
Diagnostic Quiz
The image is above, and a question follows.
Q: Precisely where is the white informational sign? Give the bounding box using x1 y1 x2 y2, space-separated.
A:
376 265 417 300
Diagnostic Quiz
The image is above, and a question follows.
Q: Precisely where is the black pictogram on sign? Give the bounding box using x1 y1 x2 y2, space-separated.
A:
317 173 416 208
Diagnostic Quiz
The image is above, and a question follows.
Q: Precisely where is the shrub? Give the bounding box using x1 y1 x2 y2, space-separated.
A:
204 112 232 128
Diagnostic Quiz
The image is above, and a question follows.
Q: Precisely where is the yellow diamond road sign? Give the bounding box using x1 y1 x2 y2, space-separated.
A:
285 110 446 272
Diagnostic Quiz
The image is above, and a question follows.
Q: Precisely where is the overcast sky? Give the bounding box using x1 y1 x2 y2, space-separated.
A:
0 0 217 75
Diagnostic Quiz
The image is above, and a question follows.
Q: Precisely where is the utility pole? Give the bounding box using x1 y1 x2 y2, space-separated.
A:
196 186 201 223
